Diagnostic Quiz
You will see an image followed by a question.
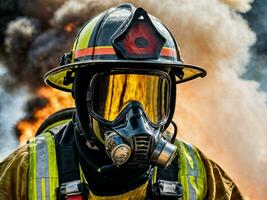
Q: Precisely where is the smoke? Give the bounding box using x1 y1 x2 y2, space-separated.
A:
0 65 28 161
2 17 41 90
0 0 73 91
0 0 267 199
221 0 253 12
142 0 267 199
51 0 112 29
242 0 267 92
145 0 266 199
118 1 267 198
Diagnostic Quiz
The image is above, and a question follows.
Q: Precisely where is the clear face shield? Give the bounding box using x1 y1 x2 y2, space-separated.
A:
87 69 177 168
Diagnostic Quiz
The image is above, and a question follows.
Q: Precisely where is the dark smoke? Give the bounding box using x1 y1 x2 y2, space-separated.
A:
0 0 64 47
0 0 114 92
51 0 111 29
0 0 74 91
2 17 40 90
14 96 47 138
21 96 47 121
242 1 267 92
0 0 113 142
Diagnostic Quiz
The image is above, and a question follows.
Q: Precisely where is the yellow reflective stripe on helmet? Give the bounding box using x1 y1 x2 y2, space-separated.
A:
28 132 59 200
44 132 59 199
75 13 104 51
29 138 37 200
175 140 207 200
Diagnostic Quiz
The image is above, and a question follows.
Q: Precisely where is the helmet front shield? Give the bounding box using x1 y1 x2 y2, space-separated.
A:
87 69 171 127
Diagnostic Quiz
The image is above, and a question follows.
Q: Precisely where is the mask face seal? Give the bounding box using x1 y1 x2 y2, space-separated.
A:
86 68 177 168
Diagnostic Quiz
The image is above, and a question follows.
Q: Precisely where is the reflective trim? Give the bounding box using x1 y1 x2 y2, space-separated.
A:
174 140 207 200
41 178 46 200
192 147 207 200
74 46 177 59
28 132 59 200
28 138 37 200
183 143 198 200
175 140 190 200
41 119 71 135
45 132 59 199
75 14 104 50
35 134 50 199
152 167 158 185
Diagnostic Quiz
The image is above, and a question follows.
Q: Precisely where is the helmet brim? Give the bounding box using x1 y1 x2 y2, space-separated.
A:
44 60 206 92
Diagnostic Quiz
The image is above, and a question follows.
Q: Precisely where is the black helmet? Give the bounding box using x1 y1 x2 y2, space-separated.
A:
44 3 206 91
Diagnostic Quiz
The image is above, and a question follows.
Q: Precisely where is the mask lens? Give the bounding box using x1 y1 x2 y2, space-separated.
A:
91 72 170 124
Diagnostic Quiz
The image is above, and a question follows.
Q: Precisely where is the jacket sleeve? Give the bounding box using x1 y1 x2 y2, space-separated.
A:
197 150 244 200
0 144 29 200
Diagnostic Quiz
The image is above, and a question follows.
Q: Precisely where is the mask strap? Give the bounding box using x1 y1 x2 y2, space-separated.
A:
163 120 178 143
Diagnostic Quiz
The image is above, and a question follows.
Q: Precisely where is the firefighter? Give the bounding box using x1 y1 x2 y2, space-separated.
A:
0 3 244 200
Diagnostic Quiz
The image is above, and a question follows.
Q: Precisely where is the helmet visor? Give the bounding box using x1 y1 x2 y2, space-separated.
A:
89 70 170 125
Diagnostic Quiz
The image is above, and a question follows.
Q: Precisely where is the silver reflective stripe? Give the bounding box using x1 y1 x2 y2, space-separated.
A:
184 143 198 200
35 134 50 199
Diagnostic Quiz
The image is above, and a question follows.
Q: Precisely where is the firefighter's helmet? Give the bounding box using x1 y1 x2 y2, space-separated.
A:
43 4 207 163
44 3 206 92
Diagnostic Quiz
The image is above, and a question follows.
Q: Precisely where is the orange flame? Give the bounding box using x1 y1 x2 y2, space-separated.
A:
17 87 74 144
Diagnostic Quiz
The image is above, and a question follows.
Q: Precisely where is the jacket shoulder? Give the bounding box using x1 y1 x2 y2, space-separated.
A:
173 139 244 199
0 144 29 199
197 149 244 200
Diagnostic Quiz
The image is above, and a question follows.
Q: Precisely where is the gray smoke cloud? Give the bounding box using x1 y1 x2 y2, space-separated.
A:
2 17 41 91
242 0 267 92
0 0 267 199
0 65 28 161
0 0 72 91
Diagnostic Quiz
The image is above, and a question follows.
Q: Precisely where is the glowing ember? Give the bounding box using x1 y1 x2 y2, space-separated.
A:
64 22 76 32
17 87 74 144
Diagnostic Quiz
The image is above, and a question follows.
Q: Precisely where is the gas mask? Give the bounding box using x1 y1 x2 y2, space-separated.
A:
86 69 177 168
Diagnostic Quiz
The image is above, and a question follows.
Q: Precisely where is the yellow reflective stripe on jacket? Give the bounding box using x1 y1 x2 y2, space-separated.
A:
151 140 207 200
174 140 207 200
28 132 59 200
44 132 59 199
28 137 37 200
28 131 207 199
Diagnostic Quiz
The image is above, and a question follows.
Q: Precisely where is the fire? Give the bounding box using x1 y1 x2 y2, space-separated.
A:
64 22 76 32
17 87 74 144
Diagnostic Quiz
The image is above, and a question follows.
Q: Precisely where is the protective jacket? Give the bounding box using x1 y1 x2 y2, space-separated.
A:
0 119 244 200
